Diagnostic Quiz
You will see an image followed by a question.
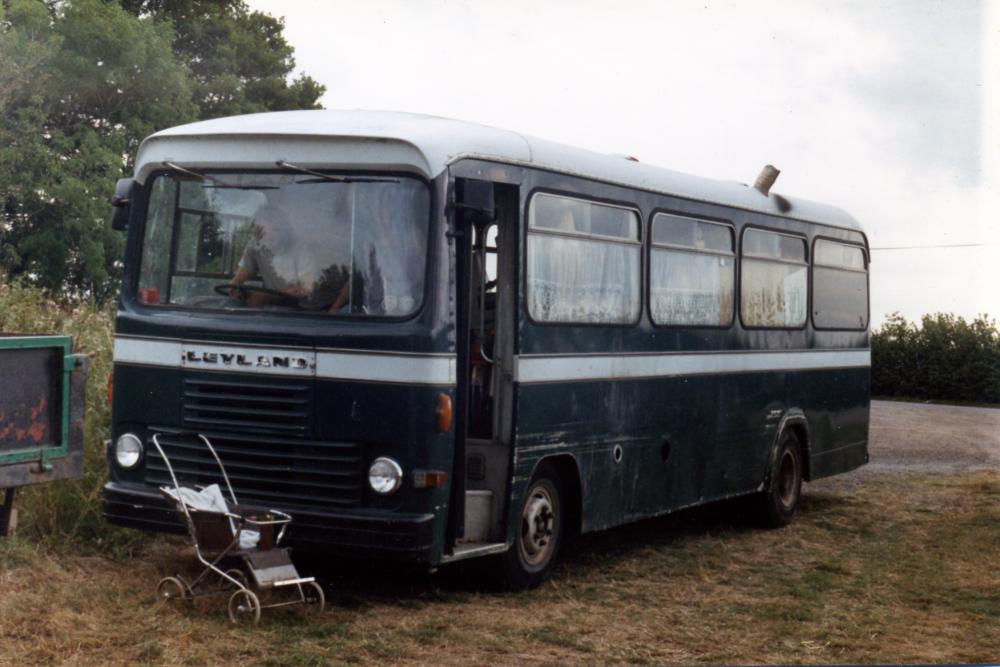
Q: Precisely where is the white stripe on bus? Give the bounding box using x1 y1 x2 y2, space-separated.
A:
514 349 870 384
114 337 868 385
113 336 456 385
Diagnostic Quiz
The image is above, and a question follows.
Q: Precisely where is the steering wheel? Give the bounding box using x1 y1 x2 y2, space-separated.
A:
213 283 301 305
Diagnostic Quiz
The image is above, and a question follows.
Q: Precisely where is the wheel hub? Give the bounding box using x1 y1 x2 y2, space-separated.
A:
521 493 554 561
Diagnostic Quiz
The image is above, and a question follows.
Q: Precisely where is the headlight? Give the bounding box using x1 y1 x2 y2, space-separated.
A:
368 457 403 495
115 433 143 469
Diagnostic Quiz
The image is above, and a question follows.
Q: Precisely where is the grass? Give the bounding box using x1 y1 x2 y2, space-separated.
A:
2 471 999 666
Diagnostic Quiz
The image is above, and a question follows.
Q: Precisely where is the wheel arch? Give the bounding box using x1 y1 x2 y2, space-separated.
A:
770 410 812 484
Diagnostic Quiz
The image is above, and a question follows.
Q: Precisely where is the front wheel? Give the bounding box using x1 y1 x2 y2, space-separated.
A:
500 463 563 590
755 430 804 528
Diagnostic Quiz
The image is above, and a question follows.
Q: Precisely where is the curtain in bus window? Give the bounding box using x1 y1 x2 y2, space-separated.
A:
527 234 640 324
650 249 734 326
740 259 807 327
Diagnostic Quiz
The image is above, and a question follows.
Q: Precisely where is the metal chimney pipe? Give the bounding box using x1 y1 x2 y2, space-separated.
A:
753 165 780 196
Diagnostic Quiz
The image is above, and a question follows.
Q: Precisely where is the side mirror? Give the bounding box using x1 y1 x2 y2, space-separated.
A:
110 178 135 231
454 179 495 225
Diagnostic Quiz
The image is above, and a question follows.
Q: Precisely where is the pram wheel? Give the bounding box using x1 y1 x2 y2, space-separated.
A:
298 581 326 616
157 576 189 604
228 589 262 625
218 568 249 591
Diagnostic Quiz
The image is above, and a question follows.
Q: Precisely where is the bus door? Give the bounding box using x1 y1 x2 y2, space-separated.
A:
447 178 518 554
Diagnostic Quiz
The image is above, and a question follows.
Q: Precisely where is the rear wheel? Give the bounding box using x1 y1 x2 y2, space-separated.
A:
500 463 563 590
227 589 261 625
298 581 326 617
756 430 804 528
156 576 188 604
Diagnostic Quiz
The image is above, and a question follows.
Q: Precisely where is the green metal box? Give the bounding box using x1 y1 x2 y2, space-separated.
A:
0 334 87 492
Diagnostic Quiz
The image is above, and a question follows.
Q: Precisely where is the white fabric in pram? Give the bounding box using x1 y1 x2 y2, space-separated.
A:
160 483 260 549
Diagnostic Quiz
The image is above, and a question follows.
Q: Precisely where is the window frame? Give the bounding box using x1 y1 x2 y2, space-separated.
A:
646 210 736 329
524 190 643 327
738 225 810 331
810 235 870 332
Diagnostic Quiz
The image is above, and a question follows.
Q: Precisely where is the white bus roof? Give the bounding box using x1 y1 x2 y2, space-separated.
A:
136 110 864 233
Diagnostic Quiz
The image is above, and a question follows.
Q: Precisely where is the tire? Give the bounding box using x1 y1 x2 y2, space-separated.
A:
156 576 188 604
298 581 326 617
500 462 564 591
227 589 261 625
755 430 804 528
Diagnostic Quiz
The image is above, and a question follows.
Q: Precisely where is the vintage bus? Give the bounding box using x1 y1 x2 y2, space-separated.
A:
103 111 869 589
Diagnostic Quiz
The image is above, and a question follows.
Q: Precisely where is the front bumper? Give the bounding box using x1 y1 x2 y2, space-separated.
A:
103 481 438 563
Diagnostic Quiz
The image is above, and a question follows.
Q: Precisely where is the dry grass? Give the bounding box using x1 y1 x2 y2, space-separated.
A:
2 471 999 666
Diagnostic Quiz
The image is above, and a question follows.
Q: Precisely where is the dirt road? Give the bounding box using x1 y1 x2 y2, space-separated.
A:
866 399 1000 473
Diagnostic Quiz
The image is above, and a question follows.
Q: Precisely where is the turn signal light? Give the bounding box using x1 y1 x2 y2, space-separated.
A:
107 370 114 405
436 393 452 433
413 470 448 489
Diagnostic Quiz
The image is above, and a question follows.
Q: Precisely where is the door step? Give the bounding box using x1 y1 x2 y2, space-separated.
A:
441 542 507 564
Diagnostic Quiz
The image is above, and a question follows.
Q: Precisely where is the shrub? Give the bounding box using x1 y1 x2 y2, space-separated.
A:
872 312 1000 405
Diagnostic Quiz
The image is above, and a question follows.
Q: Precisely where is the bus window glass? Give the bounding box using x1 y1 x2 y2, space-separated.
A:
743 228 806 262
815 239 865 270
813 239 868 329
651 215 731 253
137 173 430 317
740 229 807 328
650 214 734 326
527 194 640 324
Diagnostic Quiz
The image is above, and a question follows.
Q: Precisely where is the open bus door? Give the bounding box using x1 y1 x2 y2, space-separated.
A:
445 177 519 560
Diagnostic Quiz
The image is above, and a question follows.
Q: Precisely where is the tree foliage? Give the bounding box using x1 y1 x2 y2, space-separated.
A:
0 0 324 300
872 312 1000 404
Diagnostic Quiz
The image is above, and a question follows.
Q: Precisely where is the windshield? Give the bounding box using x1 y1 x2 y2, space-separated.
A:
136 172 430 317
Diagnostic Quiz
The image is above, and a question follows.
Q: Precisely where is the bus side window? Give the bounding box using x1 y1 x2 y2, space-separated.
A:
526 193 641 325
649 213 734 327
740 228 808 328
812 239 868 330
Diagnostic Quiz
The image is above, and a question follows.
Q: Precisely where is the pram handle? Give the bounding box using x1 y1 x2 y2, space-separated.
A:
150 432 240 507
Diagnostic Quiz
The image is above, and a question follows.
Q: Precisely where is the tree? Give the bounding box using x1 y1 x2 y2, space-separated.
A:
121 0 324 119
872 312 1000 404
0 0 324 299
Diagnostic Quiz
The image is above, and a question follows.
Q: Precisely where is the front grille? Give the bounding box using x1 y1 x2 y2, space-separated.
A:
182 378 310 437
146 429 363 508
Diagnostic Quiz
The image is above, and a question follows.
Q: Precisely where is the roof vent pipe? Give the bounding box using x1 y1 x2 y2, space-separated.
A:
753 165 780 196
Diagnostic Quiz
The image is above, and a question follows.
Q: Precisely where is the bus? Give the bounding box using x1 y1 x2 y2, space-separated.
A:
103 110 870 589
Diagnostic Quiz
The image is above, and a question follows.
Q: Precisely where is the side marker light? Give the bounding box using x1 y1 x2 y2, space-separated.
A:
436 393 453 433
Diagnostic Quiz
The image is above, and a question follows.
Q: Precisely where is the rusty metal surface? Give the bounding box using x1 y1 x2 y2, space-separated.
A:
0 356 87 489
0 348 61 452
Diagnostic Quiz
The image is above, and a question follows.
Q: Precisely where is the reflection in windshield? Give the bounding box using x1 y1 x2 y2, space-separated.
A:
137 173 430 317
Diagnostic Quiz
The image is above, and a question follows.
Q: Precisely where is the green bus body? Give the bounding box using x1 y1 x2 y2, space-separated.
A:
103 112 869 576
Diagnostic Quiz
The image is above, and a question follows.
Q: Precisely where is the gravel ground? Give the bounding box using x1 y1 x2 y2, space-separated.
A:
813 400 1000 491
866 399 1000 472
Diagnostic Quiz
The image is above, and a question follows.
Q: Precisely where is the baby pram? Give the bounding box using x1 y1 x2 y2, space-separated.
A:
152 433 325 624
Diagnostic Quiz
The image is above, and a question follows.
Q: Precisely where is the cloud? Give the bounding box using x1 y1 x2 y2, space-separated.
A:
248 0 996 323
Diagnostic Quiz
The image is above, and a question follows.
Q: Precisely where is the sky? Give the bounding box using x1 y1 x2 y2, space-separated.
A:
248 0 998 326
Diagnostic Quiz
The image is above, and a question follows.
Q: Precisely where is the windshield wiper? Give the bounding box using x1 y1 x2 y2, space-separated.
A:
275 160 400 184
161 162 278 189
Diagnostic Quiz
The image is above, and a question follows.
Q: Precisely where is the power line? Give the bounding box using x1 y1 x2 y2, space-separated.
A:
869 243 991 251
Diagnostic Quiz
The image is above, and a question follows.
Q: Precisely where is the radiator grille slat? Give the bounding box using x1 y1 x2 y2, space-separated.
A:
182 378 310 436
146 430 363 508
